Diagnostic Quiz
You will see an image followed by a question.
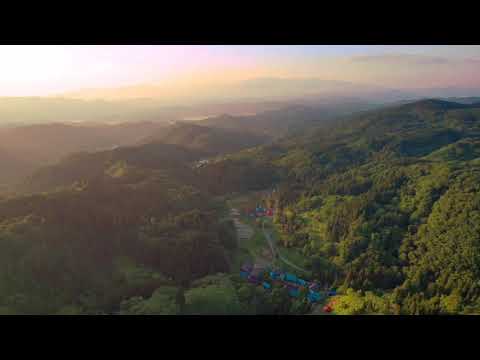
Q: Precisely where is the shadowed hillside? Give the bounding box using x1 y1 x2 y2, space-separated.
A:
20 142 206 194
140 122 270 156
0 121 171 187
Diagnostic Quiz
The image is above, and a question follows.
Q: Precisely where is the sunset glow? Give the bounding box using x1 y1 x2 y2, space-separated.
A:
0 45 479 98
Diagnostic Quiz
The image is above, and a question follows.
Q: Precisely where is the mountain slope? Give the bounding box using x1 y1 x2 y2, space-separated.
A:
198 105 318 138
0 149 34 188
140 122 269 156
21 142 205 194
199 99 480 314
20 120 274 194
198 99 390 139
0 121 171 162
0 121 172 187
0 134 242 314
0 156 233 314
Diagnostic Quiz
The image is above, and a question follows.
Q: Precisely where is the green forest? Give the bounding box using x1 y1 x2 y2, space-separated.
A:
1 99 480 314
201 99 480 314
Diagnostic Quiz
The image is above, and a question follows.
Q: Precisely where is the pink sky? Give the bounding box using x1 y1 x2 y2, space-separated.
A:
0 45 479 97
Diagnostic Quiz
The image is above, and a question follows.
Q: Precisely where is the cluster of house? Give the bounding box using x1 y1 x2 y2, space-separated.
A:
239 263 336 304
246 205 274 218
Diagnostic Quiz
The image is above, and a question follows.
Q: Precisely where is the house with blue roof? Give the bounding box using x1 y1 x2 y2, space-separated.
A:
269 271 280 280
285 273 297 282
296 278 307 286
307 291 321 303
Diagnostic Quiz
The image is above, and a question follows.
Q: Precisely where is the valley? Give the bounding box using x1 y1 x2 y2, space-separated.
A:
3 44 480 317
1 97 480 314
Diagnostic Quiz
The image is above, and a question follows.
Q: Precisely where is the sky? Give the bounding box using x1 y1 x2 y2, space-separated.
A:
0 45 479 98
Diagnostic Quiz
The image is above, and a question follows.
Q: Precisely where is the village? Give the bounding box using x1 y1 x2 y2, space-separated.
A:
230 200 337 314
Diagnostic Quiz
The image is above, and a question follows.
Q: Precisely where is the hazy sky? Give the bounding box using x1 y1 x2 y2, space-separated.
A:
1 45 479 97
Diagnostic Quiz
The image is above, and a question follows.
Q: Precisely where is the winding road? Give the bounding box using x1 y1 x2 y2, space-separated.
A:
230 206 309 273
261 222 309 273
230 206 328 314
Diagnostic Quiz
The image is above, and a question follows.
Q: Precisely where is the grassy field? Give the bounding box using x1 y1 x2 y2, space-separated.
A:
227 193 272 262
228 193 315 276
262 217 312 274
277 246 310 270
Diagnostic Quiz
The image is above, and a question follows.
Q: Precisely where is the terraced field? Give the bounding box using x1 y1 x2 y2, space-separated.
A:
230 208 254 242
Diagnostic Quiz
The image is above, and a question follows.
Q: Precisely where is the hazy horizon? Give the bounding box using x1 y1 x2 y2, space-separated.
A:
1 45 480 101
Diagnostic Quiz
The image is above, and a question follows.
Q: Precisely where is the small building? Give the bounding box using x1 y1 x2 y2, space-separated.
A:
307 291 321 303
269 271 280 280
285 273 297 283
296 278 307 287
263 282 271 290
240 271 249 279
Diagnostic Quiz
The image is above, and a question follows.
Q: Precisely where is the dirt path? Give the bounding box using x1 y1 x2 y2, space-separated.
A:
229 205 309 274
262 223 309 274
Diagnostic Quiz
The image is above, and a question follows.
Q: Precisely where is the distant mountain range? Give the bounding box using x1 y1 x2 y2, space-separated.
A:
0 97 290 126
16 97 479 193
59 77 411 104
0 99 385 188
58 76 480 105
197 101 382 139
3 95 480 191
3 79 480 127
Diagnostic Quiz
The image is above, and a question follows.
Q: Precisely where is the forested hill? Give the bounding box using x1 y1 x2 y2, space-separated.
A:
198 99 480 194
140 122 269 156
198 106 320 138
0 121 169 187
199 99 480 314
0 149 34 188
0 101 379 188
20 142 206 194
3 97 480 315
0 140 236 314
18 121 274 195
197 101 380 139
